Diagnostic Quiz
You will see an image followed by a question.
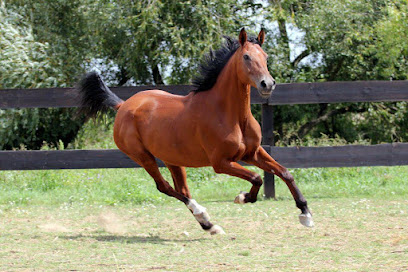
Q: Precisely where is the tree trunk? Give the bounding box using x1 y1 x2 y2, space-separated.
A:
118 67 130 86
277 18 291 64
152 64 164 85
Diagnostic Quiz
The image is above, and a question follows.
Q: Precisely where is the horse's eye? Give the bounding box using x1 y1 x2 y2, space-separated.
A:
243 54 250 61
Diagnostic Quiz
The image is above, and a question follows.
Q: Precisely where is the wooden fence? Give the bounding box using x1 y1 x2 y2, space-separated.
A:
1 81 408 198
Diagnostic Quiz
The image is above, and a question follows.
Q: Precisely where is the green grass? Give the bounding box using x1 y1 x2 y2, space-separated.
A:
0 199 407 271
1 166 407 208
1 122 408 271
8 119 400 208
1 159 407 272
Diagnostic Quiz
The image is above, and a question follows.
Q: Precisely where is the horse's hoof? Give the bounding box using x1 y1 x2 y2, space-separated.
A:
208 225 226 235
299 212 314 228
234 191 247 204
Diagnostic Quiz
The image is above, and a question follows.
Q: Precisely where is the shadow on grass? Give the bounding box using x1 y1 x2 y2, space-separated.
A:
202 197 280 204
60 234 208 244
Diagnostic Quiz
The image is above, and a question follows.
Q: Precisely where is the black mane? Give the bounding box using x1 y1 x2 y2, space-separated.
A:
192 36 261 93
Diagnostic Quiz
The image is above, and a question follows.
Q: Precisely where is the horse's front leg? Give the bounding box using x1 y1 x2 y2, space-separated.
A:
212 160 263 203
244 146 314 227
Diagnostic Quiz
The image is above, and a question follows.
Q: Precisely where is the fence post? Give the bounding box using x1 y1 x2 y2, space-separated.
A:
261 103 276 199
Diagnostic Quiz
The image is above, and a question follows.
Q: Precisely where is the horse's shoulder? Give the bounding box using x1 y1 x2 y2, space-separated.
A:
244 116 261 135
242 116 262 147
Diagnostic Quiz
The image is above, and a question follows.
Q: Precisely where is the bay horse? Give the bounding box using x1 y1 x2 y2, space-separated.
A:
78 28 313 235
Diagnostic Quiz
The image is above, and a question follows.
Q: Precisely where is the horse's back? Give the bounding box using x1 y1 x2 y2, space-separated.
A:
114 89 188 137
124 89 186 108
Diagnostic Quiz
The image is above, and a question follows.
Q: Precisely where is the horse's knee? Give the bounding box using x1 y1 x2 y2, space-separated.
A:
251 173 263 186
279 168 294 182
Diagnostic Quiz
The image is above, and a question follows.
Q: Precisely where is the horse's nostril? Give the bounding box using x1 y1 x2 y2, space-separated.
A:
260 80 267 88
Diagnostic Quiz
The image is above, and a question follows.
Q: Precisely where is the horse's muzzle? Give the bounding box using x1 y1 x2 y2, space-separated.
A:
257 78 276 98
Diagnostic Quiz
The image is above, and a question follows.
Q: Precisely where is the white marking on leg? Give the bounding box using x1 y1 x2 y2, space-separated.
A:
234 191 247 204
187 199 226 235
187 199 206 215
299 212 314 227
187 199 210 224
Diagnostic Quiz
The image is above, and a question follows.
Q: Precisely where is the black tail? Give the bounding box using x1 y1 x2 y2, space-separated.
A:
77 72 124 120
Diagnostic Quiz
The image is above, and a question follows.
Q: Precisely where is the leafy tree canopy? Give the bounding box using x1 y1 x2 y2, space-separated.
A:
0 5 84 150
1 0 408 148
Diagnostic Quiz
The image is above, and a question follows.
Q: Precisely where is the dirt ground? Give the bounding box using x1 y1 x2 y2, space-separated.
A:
0 198 407 271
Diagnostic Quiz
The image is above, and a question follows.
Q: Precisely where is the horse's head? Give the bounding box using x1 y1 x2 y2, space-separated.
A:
235 28 276 98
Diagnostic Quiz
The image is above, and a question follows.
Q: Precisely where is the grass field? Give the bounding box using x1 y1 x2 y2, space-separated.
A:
1 165 408 206
0 165 408 271
0 198 407 271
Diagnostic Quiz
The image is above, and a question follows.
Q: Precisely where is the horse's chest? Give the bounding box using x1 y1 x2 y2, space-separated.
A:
230 130 260 161
230 142 246 161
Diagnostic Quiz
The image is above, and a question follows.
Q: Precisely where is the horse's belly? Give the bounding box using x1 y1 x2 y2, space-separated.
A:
139 118 211 167
148 139 211 167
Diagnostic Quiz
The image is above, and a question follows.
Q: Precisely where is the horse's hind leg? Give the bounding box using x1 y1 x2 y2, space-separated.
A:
165 164 224 234
129 152 188 204
166 164 191 198
129 153 224 234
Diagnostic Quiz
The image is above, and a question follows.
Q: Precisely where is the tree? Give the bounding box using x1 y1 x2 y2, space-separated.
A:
0 5 84 149
90 0 244 85
261 0 408 144
7 0 95 84
1 0 247 149
2 0 407 149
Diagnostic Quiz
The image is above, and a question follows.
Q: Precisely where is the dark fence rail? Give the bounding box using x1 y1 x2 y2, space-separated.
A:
1 80 408 198
1 143 408 171
269 81 408 105
1 81 408 109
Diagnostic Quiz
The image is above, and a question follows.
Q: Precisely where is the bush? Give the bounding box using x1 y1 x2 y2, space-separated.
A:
0 6 84 150
0 108 84 150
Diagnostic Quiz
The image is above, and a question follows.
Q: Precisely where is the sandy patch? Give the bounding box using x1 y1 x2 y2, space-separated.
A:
97 210 127 235
38 222 71 233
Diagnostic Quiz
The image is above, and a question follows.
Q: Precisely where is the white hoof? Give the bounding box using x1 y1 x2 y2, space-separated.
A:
299 212 314 228
208 225 226 235
234 191 247 204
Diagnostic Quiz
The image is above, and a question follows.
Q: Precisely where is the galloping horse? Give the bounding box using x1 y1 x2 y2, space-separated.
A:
78 28 313 235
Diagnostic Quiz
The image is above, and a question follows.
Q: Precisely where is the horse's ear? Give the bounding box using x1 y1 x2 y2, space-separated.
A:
239 28 247 47
257 28 265 46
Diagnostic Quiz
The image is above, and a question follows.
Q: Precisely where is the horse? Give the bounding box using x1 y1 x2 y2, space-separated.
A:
78 28 313 235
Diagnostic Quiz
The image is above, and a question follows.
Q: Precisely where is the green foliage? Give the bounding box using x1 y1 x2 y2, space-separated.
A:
7 0 94 82
1 0 408 149
92 0 243 85
263 0 408 145
0 5 64 88
0 0 247 149
0 108 84 150
373 3 408 80
71 118 116 150
0 5 84 150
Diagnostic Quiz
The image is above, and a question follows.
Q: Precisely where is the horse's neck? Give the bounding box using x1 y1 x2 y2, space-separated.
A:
210 60 252 126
